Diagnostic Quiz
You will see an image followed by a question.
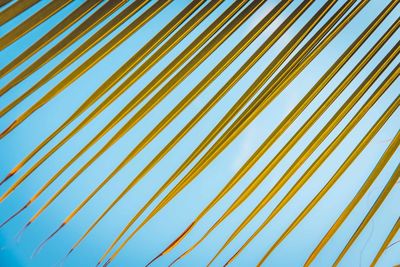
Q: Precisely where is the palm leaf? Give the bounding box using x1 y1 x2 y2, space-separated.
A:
0 1 399 266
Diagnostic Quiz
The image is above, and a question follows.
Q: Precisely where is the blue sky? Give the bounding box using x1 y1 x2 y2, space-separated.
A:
0 1 399 266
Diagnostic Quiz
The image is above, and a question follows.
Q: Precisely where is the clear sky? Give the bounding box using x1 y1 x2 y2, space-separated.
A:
0 1 399 266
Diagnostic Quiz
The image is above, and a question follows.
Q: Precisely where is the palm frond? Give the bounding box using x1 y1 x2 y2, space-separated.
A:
0 1 399 266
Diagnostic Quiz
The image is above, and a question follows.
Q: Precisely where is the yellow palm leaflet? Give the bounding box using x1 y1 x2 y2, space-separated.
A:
266 99 400 267
371 216 400 266
14 0 263 249
163 14 399 266
303 129 400 266
0 0 209 225
224 20 399 263
128 0 361 242
1 0 399 265
222 65 400 266
0 0 39 26
0 0 102 78
103 2 361 264
0 0 249 238
0 0 248 191
0 0 72 50
333 163 400 266
0 0 221 187
0 0 127 98
66 0 315 259
0 0 166 134
102 1 368 264
0 0 12 8
0 0 161 194
30 1 268 255
209 18 400 267
38 0 293 254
